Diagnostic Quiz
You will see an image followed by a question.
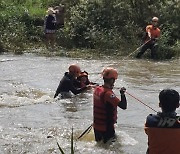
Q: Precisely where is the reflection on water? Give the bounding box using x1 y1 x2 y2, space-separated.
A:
0 54 179 154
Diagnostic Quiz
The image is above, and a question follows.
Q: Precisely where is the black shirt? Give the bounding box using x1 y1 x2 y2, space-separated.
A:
54 72 87 98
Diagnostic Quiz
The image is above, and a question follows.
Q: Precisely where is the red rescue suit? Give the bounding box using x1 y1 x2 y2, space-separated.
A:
93 86 120 131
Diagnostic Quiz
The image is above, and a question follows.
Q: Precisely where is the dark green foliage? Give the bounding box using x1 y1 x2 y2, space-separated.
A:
0 0 179 59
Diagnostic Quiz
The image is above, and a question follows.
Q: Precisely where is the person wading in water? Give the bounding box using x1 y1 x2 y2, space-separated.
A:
54 64 91 99
145 89 180 154
93 67 127 143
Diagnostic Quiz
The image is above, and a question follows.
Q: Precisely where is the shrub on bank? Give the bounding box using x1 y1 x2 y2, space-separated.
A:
0 0 179 59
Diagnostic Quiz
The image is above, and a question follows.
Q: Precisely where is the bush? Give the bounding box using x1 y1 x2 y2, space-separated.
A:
0 0 179 59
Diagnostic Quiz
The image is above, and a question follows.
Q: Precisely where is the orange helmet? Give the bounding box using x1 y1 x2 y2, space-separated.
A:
69 64 81 74
152 17 159 22
102 67 118 79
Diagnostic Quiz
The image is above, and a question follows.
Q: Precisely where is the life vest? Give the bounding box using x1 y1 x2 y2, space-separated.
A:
93 86 118 132
145 25 160 42
145 127 180 154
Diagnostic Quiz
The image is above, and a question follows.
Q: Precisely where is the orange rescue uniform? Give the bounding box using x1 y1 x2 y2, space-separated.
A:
145 127 180 154
93 86 120 132
145 25 160 42
145 114 180 154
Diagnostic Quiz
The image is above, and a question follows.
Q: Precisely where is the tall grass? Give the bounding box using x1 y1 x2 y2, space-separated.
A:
57 127 75 154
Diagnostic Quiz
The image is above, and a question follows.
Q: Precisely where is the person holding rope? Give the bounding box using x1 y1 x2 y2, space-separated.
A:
145 89 180 154
136 17 160 59
93 67 127 143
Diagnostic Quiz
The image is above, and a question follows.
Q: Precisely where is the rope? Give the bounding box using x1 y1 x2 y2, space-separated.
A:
77 124 93 140
126 91 158 113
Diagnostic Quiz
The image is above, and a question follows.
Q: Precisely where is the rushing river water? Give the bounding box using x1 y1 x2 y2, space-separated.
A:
0 53 179 154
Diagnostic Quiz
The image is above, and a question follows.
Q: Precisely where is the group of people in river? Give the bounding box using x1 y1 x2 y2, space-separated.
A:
44 4 179 152
54 64 180 154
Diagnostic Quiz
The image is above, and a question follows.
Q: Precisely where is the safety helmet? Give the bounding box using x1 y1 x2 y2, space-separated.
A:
69 64 81 74
102 67 118 79
152 17 159 22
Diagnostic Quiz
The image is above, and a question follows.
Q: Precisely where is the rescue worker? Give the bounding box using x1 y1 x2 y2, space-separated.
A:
136 17 160 59
76 71 98 88
54 64 90 99
145 89 180 154
93 67 127 143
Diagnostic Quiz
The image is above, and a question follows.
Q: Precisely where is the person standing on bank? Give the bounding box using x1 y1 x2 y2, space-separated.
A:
54 4 65 29
145 89 180 154
93 67 127 143
44 7 57 50
136 17 160 59
54 64 90 99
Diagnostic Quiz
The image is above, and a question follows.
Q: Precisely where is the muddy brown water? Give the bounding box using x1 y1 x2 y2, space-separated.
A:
0 53 179 154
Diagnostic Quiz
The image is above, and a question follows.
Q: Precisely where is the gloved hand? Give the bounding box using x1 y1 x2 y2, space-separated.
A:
120 87 126 95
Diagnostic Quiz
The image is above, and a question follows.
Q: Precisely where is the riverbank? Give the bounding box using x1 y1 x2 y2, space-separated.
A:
1 45 129 60
1 46 180 62
0 0 179 60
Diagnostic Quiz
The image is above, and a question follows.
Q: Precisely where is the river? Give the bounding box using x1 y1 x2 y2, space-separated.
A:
0 53 179 154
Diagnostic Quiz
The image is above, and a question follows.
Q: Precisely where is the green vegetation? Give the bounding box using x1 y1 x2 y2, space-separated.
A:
57 127 75 154
0 0 179 59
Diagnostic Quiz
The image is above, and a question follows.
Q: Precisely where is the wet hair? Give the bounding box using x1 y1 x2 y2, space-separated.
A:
159 89 179 112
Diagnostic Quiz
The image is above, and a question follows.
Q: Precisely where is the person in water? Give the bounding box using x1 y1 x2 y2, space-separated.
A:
93 67 127 143
136 17 160 59
76 71 98 88
145 89 180 154
54 64 90 99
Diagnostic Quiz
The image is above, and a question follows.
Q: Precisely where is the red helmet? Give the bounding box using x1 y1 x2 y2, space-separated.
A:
69 64 81 74
102 67 118 79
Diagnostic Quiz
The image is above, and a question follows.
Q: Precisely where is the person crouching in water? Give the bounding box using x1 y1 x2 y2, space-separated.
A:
145 89 180 154
54 64 90 99
76 71 98 88
93 67 127 143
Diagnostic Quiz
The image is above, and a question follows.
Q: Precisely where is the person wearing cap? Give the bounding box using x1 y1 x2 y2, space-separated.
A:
76 71 98 88
136 17 161 59
54 64 90 98
93 67 127 143
44 7 57 50
145 89 180 154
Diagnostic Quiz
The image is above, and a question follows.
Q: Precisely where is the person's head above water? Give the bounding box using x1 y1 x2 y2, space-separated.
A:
159 89 179 112
68 64 81 77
